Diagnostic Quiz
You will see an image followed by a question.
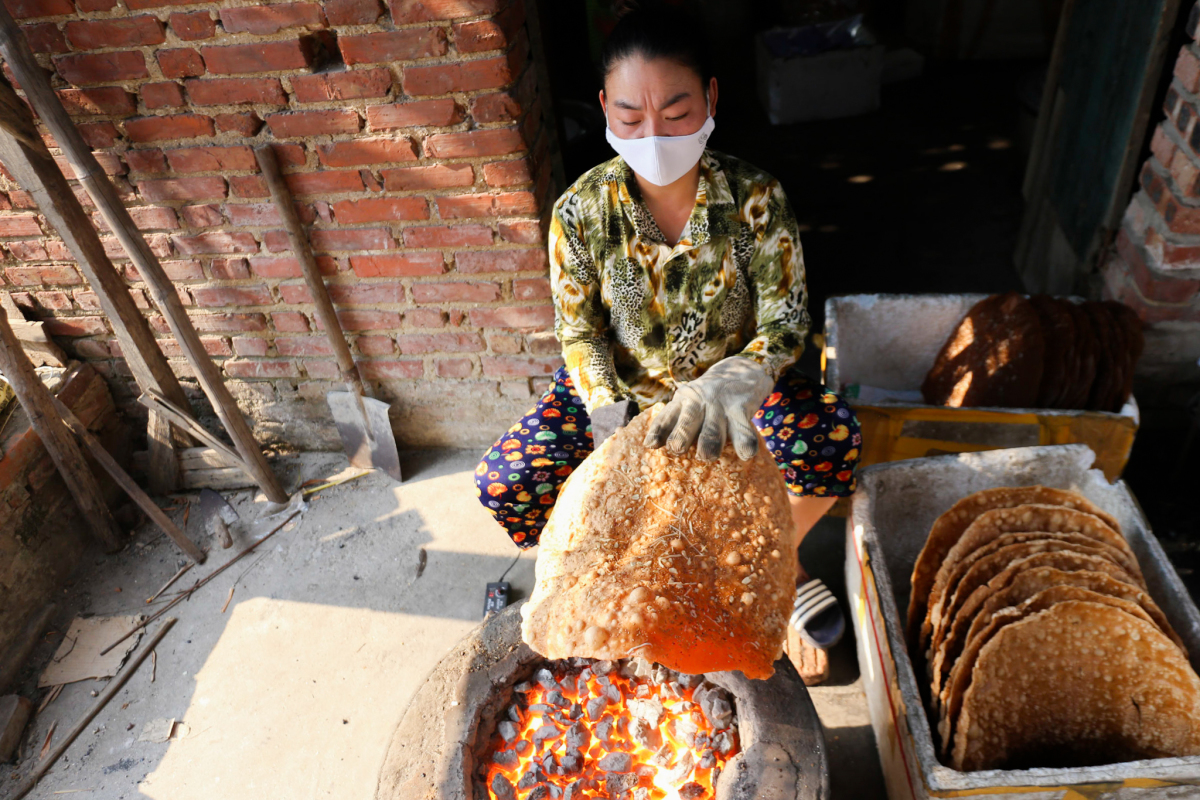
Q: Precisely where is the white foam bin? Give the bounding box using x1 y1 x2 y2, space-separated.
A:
846 444 1200 799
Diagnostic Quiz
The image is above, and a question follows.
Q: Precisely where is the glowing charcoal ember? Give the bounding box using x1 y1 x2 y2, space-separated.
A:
481 660 738 800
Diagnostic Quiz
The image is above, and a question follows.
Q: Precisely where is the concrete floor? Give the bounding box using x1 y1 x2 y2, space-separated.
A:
2 450 884 800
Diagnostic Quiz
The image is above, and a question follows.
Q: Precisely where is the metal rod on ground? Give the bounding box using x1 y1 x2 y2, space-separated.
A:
0 10 288 505
0 313 123 551
9 618 177 800
99 509 301 656
49 395 207 564
254 145 402 482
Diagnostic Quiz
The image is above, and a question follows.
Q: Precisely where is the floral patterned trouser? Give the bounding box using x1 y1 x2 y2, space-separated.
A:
475 366 862 549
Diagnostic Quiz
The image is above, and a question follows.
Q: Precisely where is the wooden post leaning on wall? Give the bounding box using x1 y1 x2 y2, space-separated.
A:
0 10 288 504
0 312 124 551
0 78 189 496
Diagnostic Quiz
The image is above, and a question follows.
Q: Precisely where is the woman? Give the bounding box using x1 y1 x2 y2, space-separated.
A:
474 5 861 650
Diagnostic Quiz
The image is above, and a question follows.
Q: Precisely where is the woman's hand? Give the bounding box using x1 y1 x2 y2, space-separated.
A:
644 357 773 460
590 399 638 449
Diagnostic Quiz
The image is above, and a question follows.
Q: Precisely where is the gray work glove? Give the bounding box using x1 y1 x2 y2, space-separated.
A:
644 356 774 461
590 399 638 449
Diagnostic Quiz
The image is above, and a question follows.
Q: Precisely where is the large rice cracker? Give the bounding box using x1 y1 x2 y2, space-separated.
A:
938 587 1161 754
520 408 797 680
921 502 1140 650
951 601 1200 771
907 487 1120 640
927 534 1130 693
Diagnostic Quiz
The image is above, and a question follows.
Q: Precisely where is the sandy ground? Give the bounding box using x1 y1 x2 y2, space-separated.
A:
1 450 884 800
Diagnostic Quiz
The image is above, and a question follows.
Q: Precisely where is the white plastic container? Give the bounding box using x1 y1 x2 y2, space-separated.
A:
755 36 885 124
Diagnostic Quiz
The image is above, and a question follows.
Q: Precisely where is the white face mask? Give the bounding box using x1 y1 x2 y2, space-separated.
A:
605 104 715 187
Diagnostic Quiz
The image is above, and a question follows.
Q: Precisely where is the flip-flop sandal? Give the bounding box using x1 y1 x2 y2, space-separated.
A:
791 578 845 650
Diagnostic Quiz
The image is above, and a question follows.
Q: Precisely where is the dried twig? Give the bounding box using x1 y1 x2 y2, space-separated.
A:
220 587 234 614
146 563 192 604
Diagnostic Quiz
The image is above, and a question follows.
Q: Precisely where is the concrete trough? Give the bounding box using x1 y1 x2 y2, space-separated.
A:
845 444 1200 799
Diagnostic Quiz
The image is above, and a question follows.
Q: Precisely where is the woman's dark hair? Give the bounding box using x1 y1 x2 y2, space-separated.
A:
600 2 713 87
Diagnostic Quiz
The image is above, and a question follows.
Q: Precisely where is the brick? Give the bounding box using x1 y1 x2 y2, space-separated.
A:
230 175 268 198
436 358 472 377
248 255 337 277
137 176 226 202
339 28 446 65
350 252 444 277
498 219 541 244
216 113 263 136
45 316 108 336
170 10 215 39
54 51 147 85
209 257 250 279
326 0 381 25
469 305 552 329
224 359 299 378
186 77 287 106
164 145 256 173
77 0 113 9
486 331 521 353
513 277 550 300
482 355 560 377
309 227 395 251
382 163 473 191
358 359 422 379
273 311 309 331
99 205 178 230
226 203 282 226
471 90 523 123
437 191 536 219
412 281 500 303
1169 147 1200 198
125 114 214 143
425 127 524 159
202 39 314 75
316 309 401 331
403 54 512 96
65 16 163 49
6 242 48 261
353 334 392 355
284 170 364 196
396 332 483 354
326 197 426 224
0 214 41 236
143 82 185 110
483 158 532 187
155 336 232 357
1177 46 1200 94
1190 1 1200 41
31 290 72 310
389 0 499 24
21 22 67 52
404 308 444 327
102 232 172 259
279 282 403 304
454 17 514 53
125 259 203 281
4 0 74 19
366 98 460 130
77 122 120 148
125 149 167 173
1151 126 1177 169
525 332 559 354
291 68 391 103
1114 228 1200 303
404 224 491 247
157 48 205 79
317 137 416 167
170 312 266 332
171 231 258 254
275 337 332 357
179 203 224 227
232 336 270 356
266 109 360 138
220 4 326 34
192 285 272 307
54 152 124 179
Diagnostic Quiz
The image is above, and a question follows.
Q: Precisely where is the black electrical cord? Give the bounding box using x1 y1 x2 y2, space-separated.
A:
497 553 521 583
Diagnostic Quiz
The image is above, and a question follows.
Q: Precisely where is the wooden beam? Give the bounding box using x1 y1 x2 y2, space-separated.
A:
0 312 123 551
137 391 245 470
0 14 287 504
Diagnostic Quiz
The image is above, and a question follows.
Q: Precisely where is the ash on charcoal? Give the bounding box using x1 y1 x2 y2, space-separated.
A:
492 748 519 768
513 682 533 693
535 668 558 690
629 697 665 727
635 684 652 698
566 721 590 751
515 740 532 757
650 744 674 768
713 729 736 755
597 751 633 773
533 724 560 751
671 716 699 746
702 696 733 730
546 691 567 707
560 749 583 775
606 683 621 703
529 703 555 714
586 696 607 721
498 720 518 743
666 750 695 784
699 751 715 770
630 718 661 750
634 789 651 800
517 766 544 790
605 772 638 792
507 705 523 724
680 782 706 799
593 661 615 676
596 719 614 744
569 703 583 720
563 780 586 800
491 773 516 800
527 786 550 800
678 673 704 688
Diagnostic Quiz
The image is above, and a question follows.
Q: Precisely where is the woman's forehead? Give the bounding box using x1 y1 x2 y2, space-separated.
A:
604 55 705 105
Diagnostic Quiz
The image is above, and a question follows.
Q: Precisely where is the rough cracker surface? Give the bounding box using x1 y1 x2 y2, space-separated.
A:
951 602 1200 771
907 486 1120 641
520 408 797 680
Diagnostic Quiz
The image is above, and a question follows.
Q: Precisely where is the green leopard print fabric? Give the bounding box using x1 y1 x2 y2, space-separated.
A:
549 149 811 413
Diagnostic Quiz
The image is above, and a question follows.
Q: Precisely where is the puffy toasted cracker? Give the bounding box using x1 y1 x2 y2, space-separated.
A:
938 586 1160 754
951 601 1200 771
908 487 1121 642
520 407 797 680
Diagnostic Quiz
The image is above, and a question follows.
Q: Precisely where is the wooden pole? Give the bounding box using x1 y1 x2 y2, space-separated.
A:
0 313 123 551
0 11 288 505
50 395 207 564
0 79 189 496
8 618 176 800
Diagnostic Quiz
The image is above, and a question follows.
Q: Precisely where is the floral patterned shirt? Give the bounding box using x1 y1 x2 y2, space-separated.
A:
549 149 811 413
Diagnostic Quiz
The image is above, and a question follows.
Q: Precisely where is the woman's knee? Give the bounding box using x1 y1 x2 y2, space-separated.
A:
756 371 861 497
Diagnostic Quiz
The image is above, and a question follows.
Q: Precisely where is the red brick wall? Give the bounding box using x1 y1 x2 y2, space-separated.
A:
1103 1 1200 386
0 0 562 449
